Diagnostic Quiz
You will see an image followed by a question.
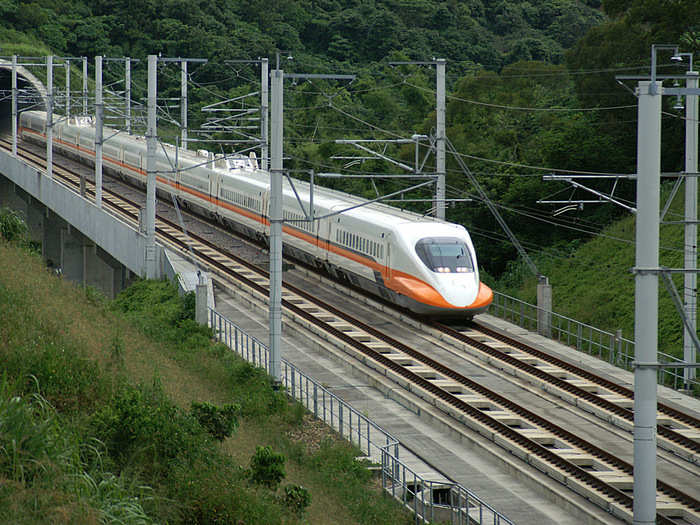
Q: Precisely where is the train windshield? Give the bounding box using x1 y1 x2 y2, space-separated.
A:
415 237 474 273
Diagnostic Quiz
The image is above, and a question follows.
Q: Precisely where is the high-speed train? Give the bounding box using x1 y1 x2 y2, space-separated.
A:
20 110 492 317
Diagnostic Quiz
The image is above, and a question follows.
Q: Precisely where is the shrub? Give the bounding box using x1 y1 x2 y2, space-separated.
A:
88 383 209 478
249 446 286 490
282 484 311 518
0 377 153 523
170 459 285 524
190 401 240 441
0 207 28 244
112 280 213 353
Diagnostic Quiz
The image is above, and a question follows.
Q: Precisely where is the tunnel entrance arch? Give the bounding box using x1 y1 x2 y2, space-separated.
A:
0 59 48 135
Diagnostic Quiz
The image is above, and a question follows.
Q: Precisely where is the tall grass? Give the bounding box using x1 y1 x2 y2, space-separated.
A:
0 376 152 524
0 242 414 524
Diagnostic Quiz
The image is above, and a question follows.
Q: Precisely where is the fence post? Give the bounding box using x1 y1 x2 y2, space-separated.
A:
367 420 370 456
519 301 524 327
609 333 615 363
291 365 295 397
196 278 207 325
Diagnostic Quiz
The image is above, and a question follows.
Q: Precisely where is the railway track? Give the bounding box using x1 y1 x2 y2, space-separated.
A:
4 140 699 523
429 321 700 464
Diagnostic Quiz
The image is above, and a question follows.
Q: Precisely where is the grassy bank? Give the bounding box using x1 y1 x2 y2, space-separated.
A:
0 240 413 524
495 186 688 361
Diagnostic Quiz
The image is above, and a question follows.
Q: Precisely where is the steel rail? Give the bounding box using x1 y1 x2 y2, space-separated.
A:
432 321 700 457
471 320 700 428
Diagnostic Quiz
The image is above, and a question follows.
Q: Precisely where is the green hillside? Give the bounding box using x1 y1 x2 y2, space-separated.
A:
0 238 412 524
498 186 688 360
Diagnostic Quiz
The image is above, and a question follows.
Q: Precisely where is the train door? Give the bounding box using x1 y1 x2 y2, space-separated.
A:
384 232 392 281
318 216 331 262
175 153 183 199
262 188 271 239
209 171 220 216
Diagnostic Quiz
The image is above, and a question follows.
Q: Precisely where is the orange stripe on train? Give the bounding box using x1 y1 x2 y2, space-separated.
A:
23 126 491 311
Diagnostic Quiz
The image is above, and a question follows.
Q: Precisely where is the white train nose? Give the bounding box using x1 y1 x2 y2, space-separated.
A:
434 275 477 307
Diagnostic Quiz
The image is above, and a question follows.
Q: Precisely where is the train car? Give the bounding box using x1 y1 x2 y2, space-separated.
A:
19 110 493 318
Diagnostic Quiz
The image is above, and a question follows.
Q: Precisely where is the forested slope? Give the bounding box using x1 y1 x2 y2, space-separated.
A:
1 0 603 70
1 0 700 323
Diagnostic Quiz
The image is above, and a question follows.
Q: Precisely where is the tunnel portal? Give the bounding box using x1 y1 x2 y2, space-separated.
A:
0 59 47 135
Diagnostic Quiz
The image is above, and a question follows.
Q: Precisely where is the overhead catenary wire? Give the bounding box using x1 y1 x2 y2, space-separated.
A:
114 57 692 265
402 80 637 112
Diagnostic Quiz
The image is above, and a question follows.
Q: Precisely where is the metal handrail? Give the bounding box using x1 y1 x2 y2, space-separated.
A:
208 307 513 524
489 291 698 391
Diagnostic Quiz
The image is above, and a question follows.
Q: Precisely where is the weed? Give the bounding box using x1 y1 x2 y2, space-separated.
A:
190 401 240 441
83 285 107 309
109 333 124 368
282 483 311 518
0 207 29 244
